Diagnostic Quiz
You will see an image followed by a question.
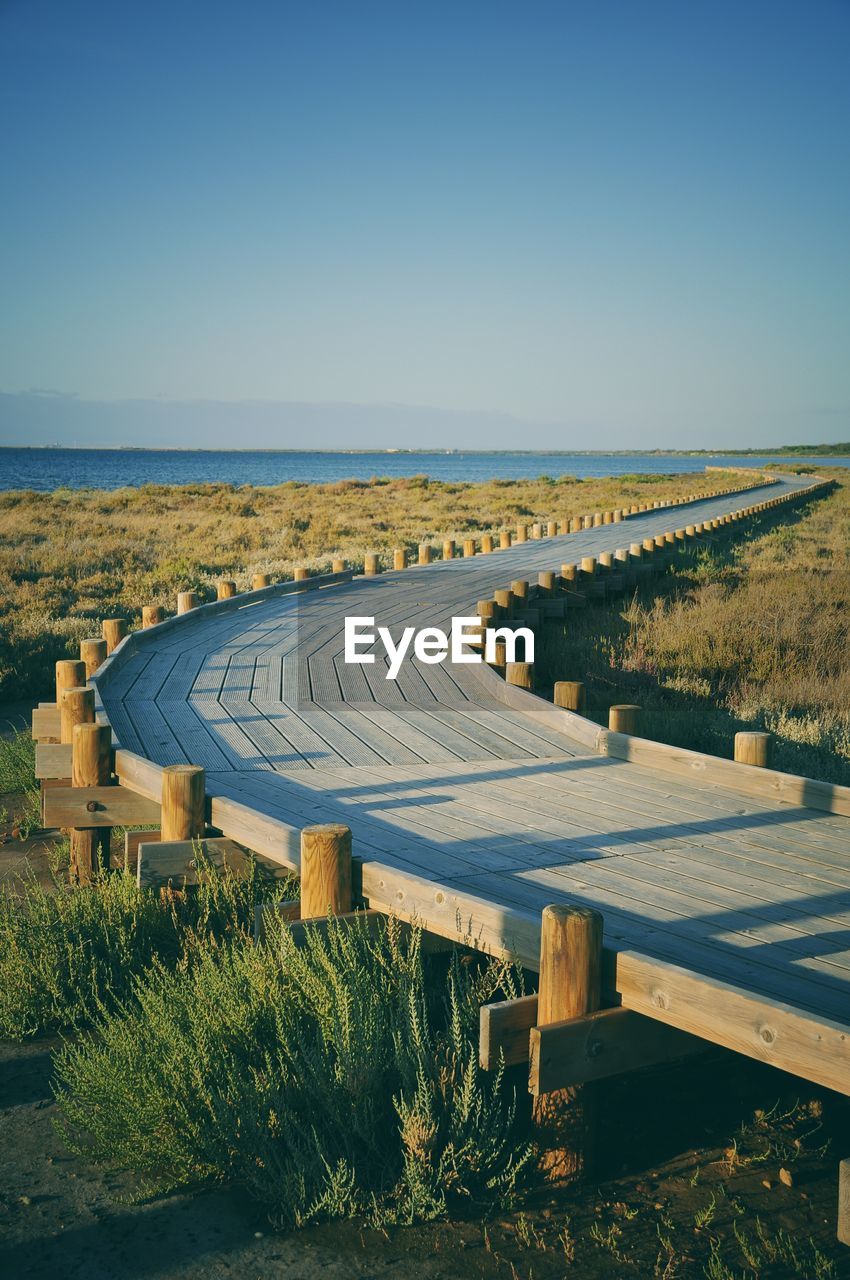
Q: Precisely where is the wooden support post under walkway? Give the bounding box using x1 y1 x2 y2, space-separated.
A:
161 764 205 841
71 722 112 882
533 904 603 1181
300 823 352 920
554 681 586 716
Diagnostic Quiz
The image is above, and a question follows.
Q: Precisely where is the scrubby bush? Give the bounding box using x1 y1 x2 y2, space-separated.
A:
54 914 532 1226
0 855 294 1038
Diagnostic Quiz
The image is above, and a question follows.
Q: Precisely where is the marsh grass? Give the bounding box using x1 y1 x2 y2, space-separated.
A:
0 852 295 1039
539 474 850 783
0 728 41 836
0 470 743 698
54 913 532 1227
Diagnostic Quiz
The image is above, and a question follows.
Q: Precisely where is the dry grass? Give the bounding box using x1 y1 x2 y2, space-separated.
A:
539 470 850 783
0 469 738 699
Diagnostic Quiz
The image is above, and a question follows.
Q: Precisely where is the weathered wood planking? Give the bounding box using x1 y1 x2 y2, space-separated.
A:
43 785 161 828
35 743 72 779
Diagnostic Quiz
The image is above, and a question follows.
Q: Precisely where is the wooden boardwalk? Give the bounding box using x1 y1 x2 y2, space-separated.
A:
94 474 850 1096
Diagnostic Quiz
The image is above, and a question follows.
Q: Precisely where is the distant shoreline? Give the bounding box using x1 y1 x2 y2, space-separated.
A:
2 445 849 457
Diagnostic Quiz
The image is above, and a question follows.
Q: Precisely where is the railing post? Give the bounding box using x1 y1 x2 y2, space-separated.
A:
80 638 107 678
734 731 771 768
71 722 112 882
102 618 128 654
533 904 603 1181
300 823 353 920
56 659 86 707
554 681 586 715
142 605 165 627
161 764 206 841
60 686 94 745
609 704 641 735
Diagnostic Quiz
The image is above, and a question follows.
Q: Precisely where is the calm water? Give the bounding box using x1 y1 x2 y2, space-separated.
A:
0 448 845 492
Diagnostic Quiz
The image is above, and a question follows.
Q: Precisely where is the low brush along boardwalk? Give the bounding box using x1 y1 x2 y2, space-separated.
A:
36 471 850 1236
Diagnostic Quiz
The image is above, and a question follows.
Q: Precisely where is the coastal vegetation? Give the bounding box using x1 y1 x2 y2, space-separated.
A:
0 469 737 700
539 470 850 784
0 467 847 1271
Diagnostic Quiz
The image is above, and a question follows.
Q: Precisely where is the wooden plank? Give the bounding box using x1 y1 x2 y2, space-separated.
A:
602 729 850 817
137 836 290 886
43 785 161 828
32 706 60 742
609 948 850 1098
529 1006 706 1093
35 742 72 780
480 994 538 1069
124 827 161 871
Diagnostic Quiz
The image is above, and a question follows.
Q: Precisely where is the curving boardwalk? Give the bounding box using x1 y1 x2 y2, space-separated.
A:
96 474 850 1095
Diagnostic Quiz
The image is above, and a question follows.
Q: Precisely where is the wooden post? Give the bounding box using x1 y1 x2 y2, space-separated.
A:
294 567 310 582
516 523 528 543
80 637 107 678
547 520 558 537
499 530 512 550
477 599 499 625
102 618 128 655
70 723 112 882
510 580 529 608
332 558 346 574
56 659 86 707
533 904 603 1181
177 591 199 614
494 587 513 615
463 538 476 557
364 554 379 576
217 579 236 600
554 681 586 716
300 823 352 919
506 661 534 691
418 543 432 565
142 604 165 628
538 570 556 596
839 1158 850 1246
532 522 543 539
60 685 94 744
393 548 407 570
252 573 272 590
488 639 507 673
609 704 641 735
481 533 494 554
734 731 771 768
161 764 206 841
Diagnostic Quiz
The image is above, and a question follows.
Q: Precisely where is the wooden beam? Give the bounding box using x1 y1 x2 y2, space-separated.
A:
43 785 160 829
607 949 850 1098
839 1158 850 1247
35 742 72 780
529 1006 706 1094
32 706 60 742
124 828 161 872
138 836 256 886
480 993 538 1069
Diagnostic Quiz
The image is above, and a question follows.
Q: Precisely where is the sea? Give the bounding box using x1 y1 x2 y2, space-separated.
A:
0 448 846 493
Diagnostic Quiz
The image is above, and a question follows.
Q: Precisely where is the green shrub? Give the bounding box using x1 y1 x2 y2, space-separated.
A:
0 853 294 1038
0 727 41 837
54 914 532 1226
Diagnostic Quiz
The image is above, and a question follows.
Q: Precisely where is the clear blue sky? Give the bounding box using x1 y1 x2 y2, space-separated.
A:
1 0 849 449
